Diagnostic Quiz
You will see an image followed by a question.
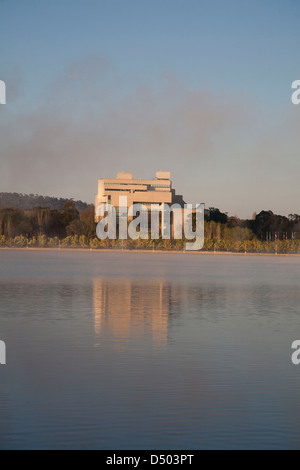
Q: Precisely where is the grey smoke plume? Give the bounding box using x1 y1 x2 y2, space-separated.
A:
0 55 299 218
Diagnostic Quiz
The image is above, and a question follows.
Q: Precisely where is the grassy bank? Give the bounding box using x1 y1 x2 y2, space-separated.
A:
1 235 300 254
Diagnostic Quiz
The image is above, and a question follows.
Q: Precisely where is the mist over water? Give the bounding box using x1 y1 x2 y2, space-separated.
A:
0 250 300 449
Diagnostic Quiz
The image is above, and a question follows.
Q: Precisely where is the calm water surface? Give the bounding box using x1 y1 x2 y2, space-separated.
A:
0 250 300 449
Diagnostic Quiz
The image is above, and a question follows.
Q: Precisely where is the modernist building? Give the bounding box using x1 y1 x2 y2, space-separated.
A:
94 171 206 246
95 171 185 222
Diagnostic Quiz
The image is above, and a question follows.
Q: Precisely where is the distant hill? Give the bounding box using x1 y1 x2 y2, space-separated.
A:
0 192 88 211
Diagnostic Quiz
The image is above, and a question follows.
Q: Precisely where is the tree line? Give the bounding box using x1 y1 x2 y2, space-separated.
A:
207 207 300 241
0 192 87 211
0 198 299 253
0 202 95 240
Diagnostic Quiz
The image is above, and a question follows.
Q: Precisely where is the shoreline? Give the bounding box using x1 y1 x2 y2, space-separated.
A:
0 247 300 257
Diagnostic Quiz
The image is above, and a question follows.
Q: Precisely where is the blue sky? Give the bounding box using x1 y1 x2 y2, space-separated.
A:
1 0 300 217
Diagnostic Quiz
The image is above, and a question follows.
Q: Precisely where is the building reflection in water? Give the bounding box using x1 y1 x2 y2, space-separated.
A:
93 278 171 350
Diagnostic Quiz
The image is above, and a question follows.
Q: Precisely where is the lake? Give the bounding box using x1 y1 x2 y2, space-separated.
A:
0 250 300 449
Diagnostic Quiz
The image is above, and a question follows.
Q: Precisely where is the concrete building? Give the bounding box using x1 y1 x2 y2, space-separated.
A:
95 171 185 222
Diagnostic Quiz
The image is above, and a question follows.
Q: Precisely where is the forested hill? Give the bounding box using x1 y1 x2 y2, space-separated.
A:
0 192 88 211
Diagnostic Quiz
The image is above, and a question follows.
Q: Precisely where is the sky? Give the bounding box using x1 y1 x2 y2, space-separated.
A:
0 0 299 218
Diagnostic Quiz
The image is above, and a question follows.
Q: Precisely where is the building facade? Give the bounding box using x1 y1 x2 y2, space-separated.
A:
95 171 185 222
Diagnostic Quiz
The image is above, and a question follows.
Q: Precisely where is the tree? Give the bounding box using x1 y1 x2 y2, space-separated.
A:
61 201 79 227
209 207 228 224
